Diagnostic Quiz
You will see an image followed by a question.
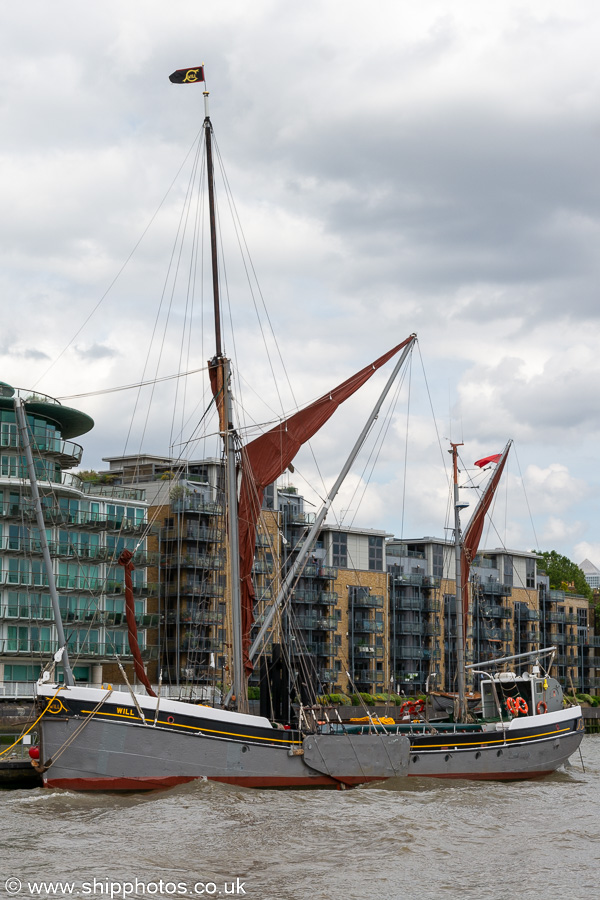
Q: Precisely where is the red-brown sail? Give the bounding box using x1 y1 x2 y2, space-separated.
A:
230 337 414 675
119 549 157 697
459 441 512 639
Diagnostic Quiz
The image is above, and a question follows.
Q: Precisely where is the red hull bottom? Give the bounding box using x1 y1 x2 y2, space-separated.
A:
408 769 553 781
44 773 371 791
43 768 555 791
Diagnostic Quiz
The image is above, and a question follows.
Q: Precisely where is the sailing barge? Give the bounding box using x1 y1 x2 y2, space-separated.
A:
28 70 582 790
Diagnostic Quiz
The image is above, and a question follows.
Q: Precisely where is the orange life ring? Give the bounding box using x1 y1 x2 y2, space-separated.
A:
515 697 529 715
536 700 548 715
506 696 528 716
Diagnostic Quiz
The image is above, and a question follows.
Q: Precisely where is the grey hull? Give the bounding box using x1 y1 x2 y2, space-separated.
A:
36 684 584 791
40 715 335 789
405 729 583 779
39 714 582 790
39 716 413 790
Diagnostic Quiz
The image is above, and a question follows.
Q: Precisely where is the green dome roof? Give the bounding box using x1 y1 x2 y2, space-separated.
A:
0 383 94 439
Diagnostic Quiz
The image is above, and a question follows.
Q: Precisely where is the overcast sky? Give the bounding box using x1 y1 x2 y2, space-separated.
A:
1 1 599 566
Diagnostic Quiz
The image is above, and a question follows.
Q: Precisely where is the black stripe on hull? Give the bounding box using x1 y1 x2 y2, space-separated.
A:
45 697 302 750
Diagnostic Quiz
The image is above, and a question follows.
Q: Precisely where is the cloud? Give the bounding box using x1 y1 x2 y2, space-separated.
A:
573 543 600 567
22 348 50 360
74 343 118 360
0 0 599 561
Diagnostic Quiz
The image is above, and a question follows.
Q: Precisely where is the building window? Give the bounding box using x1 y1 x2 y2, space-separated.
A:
369 536 383 571
525 558 535 589
262 483 275 510
332 532 347 568
503 555 513 587
432 544 444 579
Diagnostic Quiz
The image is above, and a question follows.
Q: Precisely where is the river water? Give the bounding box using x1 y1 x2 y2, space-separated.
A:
1 736 598 900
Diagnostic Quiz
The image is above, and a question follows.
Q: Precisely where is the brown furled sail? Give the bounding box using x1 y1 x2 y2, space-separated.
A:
459 440 512 641
118 549 157 697
232 336 415 675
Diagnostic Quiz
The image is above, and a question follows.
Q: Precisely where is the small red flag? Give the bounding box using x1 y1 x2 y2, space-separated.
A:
474 453 502 468
169 66 204 84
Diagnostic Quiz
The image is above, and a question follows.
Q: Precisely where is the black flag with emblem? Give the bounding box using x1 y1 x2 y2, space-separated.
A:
169 66 205 84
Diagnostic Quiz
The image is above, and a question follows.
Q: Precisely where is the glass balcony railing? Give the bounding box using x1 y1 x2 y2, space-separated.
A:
351 620 384 634
161 526 223 543
0 638 153 659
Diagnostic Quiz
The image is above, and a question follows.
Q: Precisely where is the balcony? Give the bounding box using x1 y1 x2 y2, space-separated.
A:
352 646 384 659
172 498 223 516
424 599 441 613
395 647 429 660
166 610 223 626
24 434 84 468
306 642 336 658
391 573 426 587
163 583 224 599
565 634 579 646
397 623 426 636
0 603 54 622
350 594 384 609
285 512 316 526
180 637 220 652
314 616 338 631
302 564 338 580
514 607 540 621
252 560 274 575
549 631 566 644
395 597 425 611
351 620 384 634
478 604 513 619
549 589 566 602
472 626 513 642
161 526 223 544
0 638 136 659
317 669 338 682
103 579 157 597
292 589 320 604
164 554 224 571
294 615 319 630
548 612 566 624
479 582 512 597
565 614 578 625
523 631 542 643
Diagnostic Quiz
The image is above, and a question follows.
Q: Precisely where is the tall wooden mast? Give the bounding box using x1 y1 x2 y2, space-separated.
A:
203 91 248 713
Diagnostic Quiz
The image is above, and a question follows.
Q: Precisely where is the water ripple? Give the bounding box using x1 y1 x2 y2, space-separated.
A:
1 735 598 899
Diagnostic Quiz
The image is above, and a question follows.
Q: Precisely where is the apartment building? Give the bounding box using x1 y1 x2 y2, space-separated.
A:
0 384 152 692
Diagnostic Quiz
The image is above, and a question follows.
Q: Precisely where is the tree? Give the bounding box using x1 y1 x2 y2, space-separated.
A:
535 550 593 600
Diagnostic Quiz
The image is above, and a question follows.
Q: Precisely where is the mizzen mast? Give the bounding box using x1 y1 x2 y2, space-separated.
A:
450 442 468 723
